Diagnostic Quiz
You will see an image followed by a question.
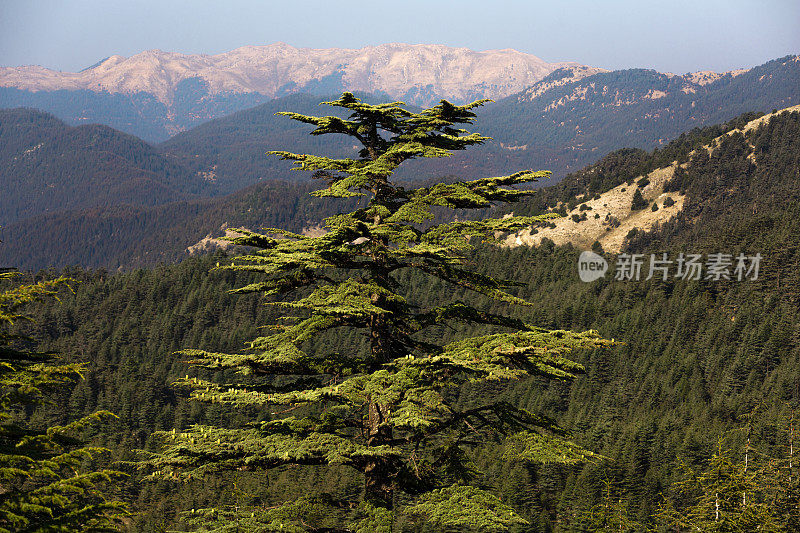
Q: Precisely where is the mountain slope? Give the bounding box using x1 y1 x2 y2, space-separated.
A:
0 108 213 226
506 105 800 251
3 107 791 273
478 55 800 174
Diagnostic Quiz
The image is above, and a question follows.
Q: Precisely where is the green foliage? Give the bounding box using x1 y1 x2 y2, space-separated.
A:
141 93 611 531
7 98 800 532
12 103 800 531
404 485 527 532
570 480 642 532
0 272 127 532
630 189 648 211
654 442 785 532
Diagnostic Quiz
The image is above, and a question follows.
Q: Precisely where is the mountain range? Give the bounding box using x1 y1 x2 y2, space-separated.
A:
156 55 800 192
0 43 597 105
6 44 796 145
0 43 603 141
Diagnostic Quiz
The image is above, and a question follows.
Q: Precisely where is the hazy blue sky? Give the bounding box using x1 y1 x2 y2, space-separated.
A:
1 0 798 74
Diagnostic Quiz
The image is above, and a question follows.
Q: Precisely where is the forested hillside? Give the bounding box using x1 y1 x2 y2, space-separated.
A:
0 108 211 225
484 55 800 151
0 109 766 272
0 180 358 271
7 109 799 530
497 110 768 218
158 92 365 193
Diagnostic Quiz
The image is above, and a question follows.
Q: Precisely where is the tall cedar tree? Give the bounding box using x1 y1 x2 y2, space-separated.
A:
0 272 127 532
145 93 611 531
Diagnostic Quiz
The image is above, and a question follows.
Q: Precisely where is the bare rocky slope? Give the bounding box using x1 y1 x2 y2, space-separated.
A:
505 105 800 252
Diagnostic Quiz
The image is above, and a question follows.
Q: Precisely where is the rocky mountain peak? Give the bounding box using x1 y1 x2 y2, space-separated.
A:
0 43 600 106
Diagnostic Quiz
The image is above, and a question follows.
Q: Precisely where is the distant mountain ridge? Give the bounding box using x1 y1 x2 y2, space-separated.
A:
3 44 792 146
514 64 751 104
155 56 800 192
0 43 598 105
477 55 800 172
0 43 604 141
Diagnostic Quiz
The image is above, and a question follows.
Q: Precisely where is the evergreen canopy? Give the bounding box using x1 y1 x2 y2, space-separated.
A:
0 272 127 532
145 93 612 531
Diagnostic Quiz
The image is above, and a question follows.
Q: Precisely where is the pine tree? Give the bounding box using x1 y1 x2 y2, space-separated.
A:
572 479 642 532
144 93 612 531
630 188 648 211
655 442 782 532
0 272 128 532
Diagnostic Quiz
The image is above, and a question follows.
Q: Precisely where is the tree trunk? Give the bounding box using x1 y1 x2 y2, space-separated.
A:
364 400 394 508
